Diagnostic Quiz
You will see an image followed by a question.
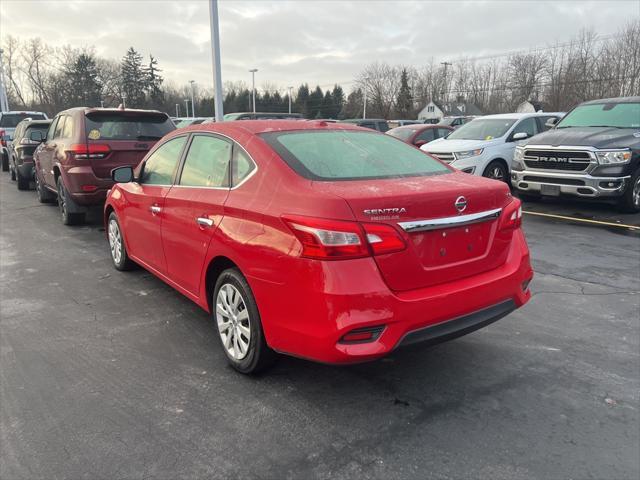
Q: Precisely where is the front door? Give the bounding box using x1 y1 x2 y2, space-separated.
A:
37 116 61 188
123 135 188 274
162 134 232 295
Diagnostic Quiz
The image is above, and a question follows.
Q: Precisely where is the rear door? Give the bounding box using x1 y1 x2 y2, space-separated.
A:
162 134 233 294
84 111 175 179
122 135 188 273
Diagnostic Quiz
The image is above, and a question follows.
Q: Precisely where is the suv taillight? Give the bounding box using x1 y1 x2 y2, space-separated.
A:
0 129 6 147
66 143 111 160
283 215 406 260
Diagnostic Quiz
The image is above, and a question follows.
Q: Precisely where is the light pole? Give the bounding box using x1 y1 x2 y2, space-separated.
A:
249 68 258 113
122 93 127 109
184 98 189 117
189 80 196 117
175 103 180 117
0 48 9 112
288 86 293 114
208 0 224 122
362 76 370 119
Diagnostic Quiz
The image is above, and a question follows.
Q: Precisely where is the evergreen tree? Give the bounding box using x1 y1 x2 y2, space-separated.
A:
342 88 364 119
396 68 413 118
295 84 310 117
120 47 147 107
308 85 324 119
331 84 345 119
64 53 102 107
144 54 164 108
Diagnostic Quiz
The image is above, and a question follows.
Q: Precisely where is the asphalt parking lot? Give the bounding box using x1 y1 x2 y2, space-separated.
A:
0 175 638 480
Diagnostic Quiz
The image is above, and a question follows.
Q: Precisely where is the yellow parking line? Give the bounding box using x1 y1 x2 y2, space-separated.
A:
523 210 640 230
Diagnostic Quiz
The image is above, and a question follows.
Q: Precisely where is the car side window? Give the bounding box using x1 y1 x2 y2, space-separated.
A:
46 117 59 141
438 128 451 138
140 136 187 186
415 129 435 143
513 117 538 138
231 146 256 186
53 117 66 139
61 116 73 138
179 135 232 188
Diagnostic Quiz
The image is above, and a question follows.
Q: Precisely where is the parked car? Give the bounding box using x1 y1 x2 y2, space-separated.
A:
175 117 215 128
341 118 390 132
422 112 563 181
388 119 421 129
7 119 52 190
512 96 640 212
223 112 303 121
104 120 533 374
387 124 454 147
0 110 48 171
32 107 175 225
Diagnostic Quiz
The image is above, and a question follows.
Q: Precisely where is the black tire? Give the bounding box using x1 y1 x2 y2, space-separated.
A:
16 170 30 190
35 174 56 203
57 176 85 225
213 268 277 374
107 212 135 271
482 160 508 183
617 169 640 213
1 153 8 172
9 163 16 181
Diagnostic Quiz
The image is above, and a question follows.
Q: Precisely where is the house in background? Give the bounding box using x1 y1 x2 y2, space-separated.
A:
417 99 483 122
516 100 549 113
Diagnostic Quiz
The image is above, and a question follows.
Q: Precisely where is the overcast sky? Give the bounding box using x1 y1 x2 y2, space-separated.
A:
1 0 638 93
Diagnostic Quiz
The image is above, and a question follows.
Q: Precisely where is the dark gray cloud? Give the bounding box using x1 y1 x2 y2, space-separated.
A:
2 0 638 92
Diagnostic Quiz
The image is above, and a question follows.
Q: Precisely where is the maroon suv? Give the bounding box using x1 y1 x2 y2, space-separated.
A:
33 107 175 225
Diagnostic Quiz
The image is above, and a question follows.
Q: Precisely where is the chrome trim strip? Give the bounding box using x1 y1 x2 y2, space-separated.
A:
398 208 502 233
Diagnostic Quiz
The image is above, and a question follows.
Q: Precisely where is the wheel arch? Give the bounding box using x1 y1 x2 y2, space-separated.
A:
204 256 240 314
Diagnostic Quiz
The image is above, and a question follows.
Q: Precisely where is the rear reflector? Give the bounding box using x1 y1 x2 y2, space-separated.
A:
81 185 98 192
339 325 385 344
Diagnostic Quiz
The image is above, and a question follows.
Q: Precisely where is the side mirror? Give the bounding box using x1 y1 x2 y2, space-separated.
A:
545 117 559 128
414 139 427 147
512 132 529 141
30 130 45 143
111 166 134 183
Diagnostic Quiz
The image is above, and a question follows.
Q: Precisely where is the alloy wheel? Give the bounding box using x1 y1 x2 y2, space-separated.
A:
488 165 505 181
108 219 123 265
58 181 67 221
216 284 251 361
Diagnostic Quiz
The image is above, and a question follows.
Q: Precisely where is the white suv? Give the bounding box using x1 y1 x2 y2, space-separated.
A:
421 113 563 182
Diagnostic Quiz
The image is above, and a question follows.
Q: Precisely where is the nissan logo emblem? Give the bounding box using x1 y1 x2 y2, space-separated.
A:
455 196 467 213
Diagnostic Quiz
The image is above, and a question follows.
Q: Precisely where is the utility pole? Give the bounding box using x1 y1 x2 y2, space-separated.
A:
0 49 9 112
189 80 196 117
288 86 293 114
363 76 370 119
440 61 452 105
209 0 224 122
249 69 258 113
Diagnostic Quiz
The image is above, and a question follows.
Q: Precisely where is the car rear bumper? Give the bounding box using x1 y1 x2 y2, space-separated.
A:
512 169 629 198
61 165 113 206
252 229 532 364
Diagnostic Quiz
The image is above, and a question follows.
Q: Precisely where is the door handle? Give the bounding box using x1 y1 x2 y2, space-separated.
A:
196 217 214 227
150 205 162 215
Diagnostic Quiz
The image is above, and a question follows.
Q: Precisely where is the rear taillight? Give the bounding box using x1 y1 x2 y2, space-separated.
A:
0 129 6 147
66 143 111 160
500 198 523 230
283 215 407 260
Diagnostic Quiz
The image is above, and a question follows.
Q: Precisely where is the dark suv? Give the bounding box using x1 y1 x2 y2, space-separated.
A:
341 118 390 132
8 119 52 190
512 96 640 212
0 111 48 171
32 107 175 224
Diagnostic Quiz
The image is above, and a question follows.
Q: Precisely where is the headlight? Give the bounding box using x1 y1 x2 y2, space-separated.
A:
512 146 525 171
455 148 484 160
595 150 632 164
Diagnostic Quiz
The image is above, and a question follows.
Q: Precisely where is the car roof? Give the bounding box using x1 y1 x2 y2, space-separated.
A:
1 110 47 115
176 119 369 137
477 112 560 120
342 118 387 123
20 119 52 126
389 124 440 131
60 107 167 115
581 96 639 105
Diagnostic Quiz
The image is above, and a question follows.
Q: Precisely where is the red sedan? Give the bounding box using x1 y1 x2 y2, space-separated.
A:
386 124 454 147
104 121 532 373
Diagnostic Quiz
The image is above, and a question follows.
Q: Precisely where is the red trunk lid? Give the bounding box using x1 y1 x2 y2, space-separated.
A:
312 172 515 291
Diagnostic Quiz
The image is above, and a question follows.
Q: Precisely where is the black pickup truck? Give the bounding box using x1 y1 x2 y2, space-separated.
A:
511 96 640 212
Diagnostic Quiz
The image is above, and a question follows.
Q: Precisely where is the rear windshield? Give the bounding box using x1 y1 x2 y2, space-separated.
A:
85 113 175 141
0 113 47 128
557 102 640 129
261 130 450 181
387 127 419 141
25 123 50 133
